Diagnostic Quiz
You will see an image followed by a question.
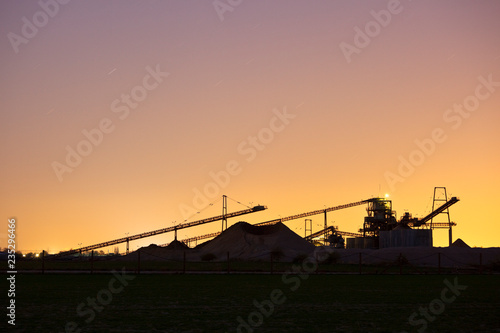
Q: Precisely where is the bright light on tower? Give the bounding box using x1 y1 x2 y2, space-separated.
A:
385 193 390 198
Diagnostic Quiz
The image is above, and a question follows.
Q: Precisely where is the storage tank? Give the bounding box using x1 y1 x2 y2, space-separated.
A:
363 237 375 249
346 238 356 249
354 237 365 249
379 228 432 248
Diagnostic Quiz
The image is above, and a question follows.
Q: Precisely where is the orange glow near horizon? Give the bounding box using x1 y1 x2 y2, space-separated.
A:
1 1 500 253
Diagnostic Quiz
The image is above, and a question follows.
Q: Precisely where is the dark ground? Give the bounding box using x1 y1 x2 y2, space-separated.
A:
3 273 499 333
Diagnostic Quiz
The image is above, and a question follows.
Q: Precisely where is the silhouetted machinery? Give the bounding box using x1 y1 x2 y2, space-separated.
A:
361 196 459 232
362 198 397 238
355 192 459 248
166 190 460 249
55 204 267 257
327 233 345 248
302 189 459 249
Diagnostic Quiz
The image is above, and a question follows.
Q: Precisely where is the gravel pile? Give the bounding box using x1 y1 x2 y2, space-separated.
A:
122 222 315 262
197 221 315 261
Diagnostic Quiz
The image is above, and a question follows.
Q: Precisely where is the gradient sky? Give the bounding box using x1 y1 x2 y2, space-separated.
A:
1 0 499 253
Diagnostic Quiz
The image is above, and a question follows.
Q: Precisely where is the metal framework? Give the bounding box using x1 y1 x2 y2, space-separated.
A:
429 187 456 246
173 232 222 247
256 199 371 226
361 194 459 239
363 198 396 237
411 195 459 227
222 195 228 232
164 194 460 249
304 219 312 238
410 222 457 228
168 199 371 246
304 226 362 242
55 205 267 257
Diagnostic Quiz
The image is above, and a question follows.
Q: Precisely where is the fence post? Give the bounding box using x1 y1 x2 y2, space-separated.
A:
479 252 483 274
137 249 141 275
42 250 45 274
270 253 274 275
358 252 362 275
399 253 402 275
438 252 441 275
183 251 186 274
90 250 94 274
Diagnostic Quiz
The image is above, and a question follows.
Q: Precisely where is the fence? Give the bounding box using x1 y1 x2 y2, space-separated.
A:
5 249 498 275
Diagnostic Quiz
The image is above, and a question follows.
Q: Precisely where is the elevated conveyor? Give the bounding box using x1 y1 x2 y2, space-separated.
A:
304 226 362 242
256 199 371 226
169 199 371 247
55 205 266 256
413 197 459 227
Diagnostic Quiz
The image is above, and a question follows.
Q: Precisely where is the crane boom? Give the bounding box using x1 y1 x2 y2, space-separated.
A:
56 205 267 256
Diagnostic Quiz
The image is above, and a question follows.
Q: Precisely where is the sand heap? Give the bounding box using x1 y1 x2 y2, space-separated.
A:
120 244 160 261
120 222 314 262
197 222 315 261
451 238 470 248
165 239 190 250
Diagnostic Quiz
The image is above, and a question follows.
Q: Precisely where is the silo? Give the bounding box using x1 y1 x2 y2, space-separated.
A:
354 237 365 249
379 231 390 248
364 237 375 249
346 238 356 249
379 228 433 248
414 229 433 247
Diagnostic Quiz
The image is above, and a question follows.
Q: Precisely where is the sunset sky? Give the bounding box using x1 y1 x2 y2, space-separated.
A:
1 0 499 253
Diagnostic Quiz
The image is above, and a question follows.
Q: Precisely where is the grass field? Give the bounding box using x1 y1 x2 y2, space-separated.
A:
5 273 500 333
